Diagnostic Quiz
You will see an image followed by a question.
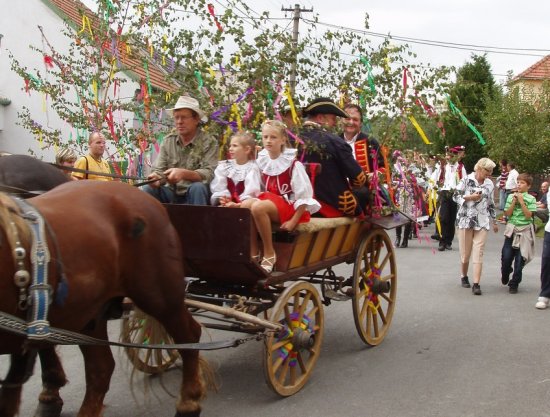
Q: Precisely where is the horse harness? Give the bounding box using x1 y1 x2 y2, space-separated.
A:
0 196 261 351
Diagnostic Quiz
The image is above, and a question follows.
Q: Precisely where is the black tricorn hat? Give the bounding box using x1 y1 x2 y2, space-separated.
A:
302 97 349 118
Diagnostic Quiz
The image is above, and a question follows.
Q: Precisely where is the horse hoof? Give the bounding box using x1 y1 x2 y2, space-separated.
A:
33 402 63 417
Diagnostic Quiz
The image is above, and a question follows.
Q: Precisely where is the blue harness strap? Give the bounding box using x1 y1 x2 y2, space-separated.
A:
13 198 51 340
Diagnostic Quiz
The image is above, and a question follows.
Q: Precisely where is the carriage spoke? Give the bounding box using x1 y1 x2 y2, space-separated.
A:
379 292 394 303
284 304 292 325
277 356 290 384
272 355 285 374
371 309 379 337
377 305 387 325
306 306 318 317
359 297 369 322
379 251 391 270
297 292 311 322
271 339 289 353
290 362 297 385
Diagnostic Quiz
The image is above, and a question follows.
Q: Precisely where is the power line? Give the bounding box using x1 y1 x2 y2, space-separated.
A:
302 18 549 58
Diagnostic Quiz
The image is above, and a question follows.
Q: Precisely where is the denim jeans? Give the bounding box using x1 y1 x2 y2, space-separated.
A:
142 182 210 205
501 235 526 288
499 189 507 211
540 231 550 297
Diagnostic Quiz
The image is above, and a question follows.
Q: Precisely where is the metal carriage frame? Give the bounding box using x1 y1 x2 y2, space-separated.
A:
123 204 409 396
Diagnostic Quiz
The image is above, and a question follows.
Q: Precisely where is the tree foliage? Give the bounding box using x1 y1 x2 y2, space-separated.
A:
439 54 497 171
483 81 550 174
9 0 452 159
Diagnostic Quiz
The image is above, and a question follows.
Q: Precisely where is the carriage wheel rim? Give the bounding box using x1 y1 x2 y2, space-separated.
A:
121 308 179 374
352 228 397 346
263 281 324 397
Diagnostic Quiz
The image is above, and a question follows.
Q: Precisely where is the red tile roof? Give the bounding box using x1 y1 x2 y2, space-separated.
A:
44 0 177 92
514 55 550 81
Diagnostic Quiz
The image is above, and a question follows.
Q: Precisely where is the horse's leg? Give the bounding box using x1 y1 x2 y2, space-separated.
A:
33 347 67 417
156 303 203 417
0 351 38 417
76 323 115 417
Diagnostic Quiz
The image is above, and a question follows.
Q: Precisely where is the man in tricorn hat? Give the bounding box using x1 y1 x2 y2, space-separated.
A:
144 94 218 205
300 97 367 217
430 145 467 251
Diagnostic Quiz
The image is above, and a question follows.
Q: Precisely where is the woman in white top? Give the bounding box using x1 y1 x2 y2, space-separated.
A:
453 158 499 295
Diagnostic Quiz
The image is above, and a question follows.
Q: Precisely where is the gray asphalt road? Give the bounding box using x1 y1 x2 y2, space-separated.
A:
5 223 550 417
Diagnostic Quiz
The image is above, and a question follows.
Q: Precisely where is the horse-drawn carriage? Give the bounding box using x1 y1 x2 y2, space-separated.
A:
123 203 408 396
0 155 409 416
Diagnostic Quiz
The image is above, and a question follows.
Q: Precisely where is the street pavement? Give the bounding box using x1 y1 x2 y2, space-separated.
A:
5 223 550 417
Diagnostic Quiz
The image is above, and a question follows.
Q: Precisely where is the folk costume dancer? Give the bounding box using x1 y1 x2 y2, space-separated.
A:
300 97 367 217
430 146 467 251
210 132 262 207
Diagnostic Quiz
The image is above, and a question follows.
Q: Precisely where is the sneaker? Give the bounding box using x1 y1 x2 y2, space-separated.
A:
509 286 518 294
445 243 452 250
472 283 482 295
461 276 471 288
501 275 509 285
535 297 550 309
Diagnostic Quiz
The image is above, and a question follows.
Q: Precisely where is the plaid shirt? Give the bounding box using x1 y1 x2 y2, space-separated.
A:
153 128 219 195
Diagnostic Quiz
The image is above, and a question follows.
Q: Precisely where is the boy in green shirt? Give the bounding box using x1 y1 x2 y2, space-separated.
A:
501 173 537 293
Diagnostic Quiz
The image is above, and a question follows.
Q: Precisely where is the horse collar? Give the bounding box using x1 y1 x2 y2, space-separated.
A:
12 198 52 340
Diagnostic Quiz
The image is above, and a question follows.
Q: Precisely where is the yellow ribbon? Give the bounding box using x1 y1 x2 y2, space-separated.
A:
408 115 432 144
108 58 117 82
92 79 98 107
78 15 93 36
284 85 300 126
231 103 242 131
208 67 216 78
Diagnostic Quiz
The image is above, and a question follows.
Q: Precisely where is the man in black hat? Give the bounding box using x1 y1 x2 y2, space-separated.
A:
430 145 467 251
300 97 367 217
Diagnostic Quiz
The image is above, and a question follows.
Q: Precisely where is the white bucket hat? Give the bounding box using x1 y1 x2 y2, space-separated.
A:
167 95 208 123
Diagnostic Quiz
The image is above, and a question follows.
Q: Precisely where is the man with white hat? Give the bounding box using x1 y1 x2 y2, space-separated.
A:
143 94 218 204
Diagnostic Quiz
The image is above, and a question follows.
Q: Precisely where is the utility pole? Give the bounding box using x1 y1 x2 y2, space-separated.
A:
281 4 313 96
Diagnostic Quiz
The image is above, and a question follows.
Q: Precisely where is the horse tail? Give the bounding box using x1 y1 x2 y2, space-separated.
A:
198 355 219 394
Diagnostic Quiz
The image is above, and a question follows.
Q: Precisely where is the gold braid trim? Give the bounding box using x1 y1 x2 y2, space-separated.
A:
354 141 370 173
338 190 358 215
352 171 367 188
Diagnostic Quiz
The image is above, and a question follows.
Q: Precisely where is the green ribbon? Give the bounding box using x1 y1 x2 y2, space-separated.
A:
446 96 486 145
194 70 204 90
360 56 376 96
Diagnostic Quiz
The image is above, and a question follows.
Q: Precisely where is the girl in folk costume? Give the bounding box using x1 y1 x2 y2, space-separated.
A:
210 131 261 207
249 120 320 273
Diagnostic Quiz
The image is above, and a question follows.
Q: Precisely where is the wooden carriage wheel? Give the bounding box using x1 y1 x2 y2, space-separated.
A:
263 281 324 396
121 308 179 374
352 228 397 346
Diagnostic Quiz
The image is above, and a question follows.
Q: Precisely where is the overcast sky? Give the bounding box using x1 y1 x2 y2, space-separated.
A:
264 0 550 83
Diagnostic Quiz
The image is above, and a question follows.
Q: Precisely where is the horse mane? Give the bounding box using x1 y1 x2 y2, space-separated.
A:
0 192 32 269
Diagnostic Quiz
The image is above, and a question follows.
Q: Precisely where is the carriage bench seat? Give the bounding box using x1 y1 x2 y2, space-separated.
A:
164 204 408 286
294 216 357 233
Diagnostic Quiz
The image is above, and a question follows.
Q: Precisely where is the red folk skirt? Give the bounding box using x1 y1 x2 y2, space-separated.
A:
258 192 311 224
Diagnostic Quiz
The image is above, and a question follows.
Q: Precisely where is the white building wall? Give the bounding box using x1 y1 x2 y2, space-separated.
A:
0 0 138 162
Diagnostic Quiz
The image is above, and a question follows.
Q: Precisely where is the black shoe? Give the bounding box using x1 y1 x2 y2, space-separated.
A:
400 240 408 248
509 286 518 294
438 243 446 251
472 283 482 295
501 275 509 285
431 234 440 241
445 243 452 250
394 238 401 247
461 276 471 288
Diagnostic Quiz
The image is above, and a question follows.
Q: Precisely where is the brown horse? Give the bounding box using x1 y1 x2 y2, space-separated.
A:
0 181 205 417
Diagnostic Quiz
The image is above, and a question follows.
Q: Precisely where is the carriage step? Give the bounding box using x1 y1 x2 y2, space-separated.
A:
324 288 351 301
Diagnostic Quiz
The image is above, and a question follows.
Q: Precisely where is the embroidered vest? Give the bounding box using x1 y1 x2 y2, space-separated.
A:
227 178 245 203
262 161 295 197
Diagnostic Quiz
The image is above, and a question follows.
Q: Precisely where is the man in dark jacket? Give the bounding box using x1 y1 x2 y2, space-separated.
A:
301 97 366 217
